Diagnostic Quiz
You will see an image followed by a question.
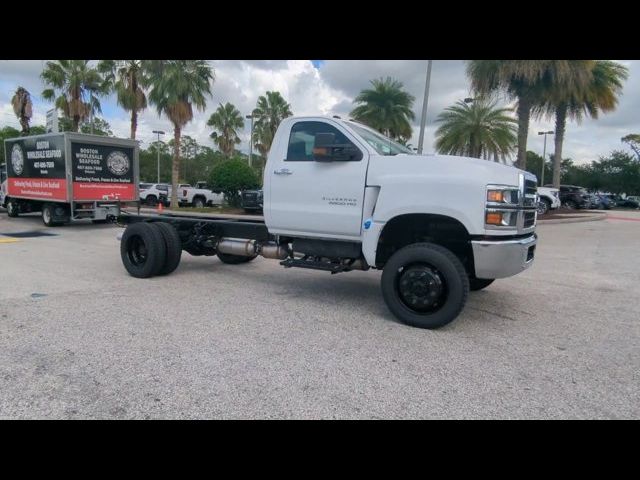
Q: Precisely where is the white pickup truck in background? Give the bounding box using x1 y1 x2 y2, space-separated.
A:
536 186 561 214
119 116 538 329
179 182 224 208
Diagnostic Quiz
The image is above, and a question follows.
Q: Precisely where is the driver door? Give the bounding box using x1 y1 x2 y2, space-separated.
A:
267 120 369 239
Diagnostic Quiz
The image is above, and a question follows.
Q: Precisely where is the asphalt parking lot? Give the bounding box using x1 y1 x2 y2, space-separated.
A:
0 210 639 419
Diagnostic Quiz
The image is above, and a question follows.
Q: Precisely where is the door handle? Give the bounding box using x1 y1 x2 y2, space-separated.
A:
274 168 293 175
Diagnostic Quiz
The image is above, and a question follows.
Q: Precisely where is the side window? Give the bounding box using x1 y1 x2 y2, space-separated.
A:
286 121 359 161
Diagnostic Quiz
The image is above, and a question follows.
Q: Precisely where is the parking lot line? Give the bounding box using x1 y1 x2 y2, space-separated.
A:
0 237 21 243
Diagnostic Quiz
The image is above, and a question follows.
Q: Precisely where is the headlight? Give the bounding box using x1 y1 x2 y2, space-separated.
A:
485 184 520 229
486 187 519 205
485 209 518 227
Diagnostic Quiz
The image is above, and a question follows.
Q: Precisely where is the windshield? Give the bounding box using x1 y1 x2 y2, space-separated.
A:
346 122 413 156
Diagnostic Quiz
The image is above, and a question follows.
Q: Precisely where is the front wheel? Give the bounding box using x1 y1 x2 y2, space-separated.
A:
6 199 19 217
193 197 205 209
381 243 469 329
564 200 577 209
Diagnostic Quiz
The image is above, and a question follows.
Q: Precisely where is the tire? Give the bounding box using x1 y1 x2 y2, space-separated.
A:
217 252 258 264
6 199 19 217
154 222 182 275
536 198 550 215
92 219 108 224
381 242 469 329
564 200 577 210
193 197 205 209
42 204 60 227
120 222 167 278
469 277 495 291
146 195 158 207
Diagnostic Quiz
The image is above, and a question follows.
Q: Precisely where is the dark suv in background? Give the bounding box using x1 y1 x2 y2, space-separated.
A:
240 189 263 213
546 185 591 209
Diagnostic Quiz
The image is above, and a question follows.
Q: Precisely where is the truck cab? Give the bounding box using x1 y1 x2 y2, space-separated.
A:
264 116 536 272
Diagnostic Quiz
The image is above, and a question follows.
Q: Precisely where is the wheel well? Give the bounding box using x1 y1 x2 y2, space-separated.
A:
375 214 473 272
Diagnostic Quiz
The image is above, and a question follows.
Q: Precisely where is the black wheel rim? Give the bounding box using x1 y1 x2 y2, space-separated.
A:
396 264 447 314
128 235 148 266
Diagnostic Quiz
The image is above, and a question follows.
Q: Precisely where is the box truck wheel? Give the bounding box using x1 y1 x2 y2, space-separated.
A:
120 222 167 278
217 252 258 264
6 199 19 217
42 204 61 227
155 222 182 275
381 242 469 329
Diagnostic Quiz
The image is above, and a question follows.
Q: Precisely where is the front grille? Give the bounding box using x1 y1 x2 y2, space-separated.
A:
523 211 536 228
525 179 537 196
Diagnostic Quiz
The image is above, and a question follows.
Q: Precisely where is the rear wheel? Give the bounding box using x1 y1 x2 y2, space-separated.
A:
217 252 257 264
381 242 469 329
42 204 60 227
155 222 182 275
6 199 19 217
120 222 167 278
469 277 495 291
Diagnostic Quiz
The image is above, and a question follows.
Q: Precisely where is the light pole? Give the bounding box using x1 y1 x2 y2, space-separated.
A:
246 114 254 167
152 130 165 183
417 60 433 155
538 130 554 186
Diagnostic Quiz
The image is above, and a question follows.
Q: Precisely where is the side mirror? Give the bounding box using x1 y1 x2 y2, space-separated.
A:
313 132 362 162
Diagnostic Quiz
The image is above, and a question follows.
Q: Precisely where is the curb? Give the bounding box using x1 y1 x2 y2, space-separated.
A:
538 213 606 224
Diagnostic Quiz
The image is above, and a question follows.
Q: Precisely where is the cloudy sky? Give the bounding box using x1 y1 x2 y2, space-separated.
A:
1 60 638 164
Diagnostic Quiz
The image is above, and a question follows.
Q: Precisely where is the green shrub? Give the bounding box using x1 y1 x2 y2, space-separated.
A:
208 158 260 206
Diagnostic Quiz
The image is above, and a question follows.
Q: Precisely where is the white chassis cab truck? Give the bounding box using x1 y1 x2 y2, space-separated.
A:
118 116 538 329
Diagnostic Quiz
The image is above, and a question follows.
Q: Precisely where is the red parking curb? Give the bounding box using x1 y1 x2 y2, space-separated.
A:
607 215 640 222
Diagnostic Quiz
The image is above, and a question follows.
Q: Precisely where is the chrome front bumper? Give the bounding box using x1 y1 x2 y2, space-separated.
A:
471 234 537 279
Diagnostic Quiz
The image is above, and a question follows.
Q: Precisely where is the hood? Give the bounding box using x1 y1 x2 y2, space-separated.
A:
367 153 533 188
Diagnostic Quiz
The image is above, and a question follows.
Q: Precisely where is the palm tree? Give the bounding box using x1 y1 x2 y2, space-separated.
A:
146 60 214 208
98 60 148 139
207 102 245 158
11 87 33 135
466 61 591 170
252 91 292 157
534 60 628 187
41 60 108 132
621 134 640 160
434 99 518 163
350 77 415 140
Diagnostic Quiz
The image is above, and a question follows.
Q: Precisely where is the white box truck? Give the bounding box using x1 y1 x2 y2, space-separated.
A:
2 132 139 226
